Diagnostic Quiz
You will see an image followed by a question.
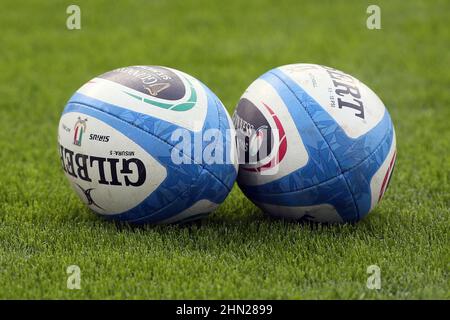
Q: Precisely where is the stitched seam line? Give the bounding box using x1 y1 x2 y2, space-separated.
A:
204 93 234 192
68 101 231 192
203 92 225 185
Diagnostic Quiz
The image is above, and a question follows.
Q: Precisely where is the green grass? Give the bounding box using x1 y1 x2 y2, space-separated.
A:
0 0 449 299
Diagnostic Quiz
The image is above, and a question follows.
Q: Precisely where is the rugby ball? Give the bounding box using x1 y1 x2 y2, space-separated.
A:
233 63 396 223
58 66 238 224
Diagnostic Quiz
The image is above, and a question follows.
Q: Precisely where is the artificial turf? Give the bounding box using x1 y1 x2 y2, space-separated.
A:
0 0 448 299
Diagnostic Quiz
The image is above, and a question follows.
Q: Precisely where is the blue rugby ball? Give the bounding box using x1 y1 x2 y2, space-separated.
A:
58 66 238 224
233 64 396 223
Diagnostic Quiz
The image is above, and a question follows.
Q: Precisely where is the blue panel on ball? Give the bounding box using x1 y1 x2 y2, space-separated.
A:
343 125 395 219
241 174 358 222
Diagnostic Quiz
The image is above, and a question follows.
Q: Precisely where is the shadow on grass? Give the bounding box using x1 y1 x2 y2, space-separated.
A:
55 198 390 253
88 206 376 237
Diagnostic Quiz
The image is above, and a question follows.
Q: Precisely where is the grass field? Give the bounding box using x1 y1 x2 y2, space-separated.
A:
0 0 449 299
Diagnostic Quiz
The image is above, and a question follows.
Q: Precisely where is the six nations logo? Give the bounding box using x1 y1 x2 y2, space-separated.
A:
233 99 287 172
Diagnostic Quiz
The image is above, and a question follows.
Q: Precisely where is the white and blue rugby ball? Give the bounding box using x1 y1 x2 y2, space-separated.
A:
233 64 396 223
58 66 238 224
